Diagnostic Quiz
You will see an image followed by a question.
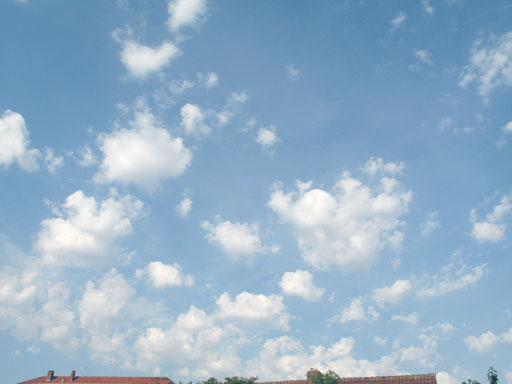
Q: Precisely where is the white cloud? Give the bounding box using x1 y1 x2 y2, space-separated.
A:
167 0 207 33
287 64 302 80
374 336 388 346
502 121 512 134
176 197 192 218
38 283 79 351
392 312 420 324
416 262 487 297
43 148 64 174
134 305 243 377
459 32 512 99
120 40 180 79
202 219 278 260
35 190 144 267
436 372 460 384
279 270 324 301
268 165 412 272
397 334 439 368
170 79 195 95
421 0 434 15
362 157 405 177
465 328 512 353
216 292 290 330
0 109 40 171
247 335 399 380
415 50 433 65
470 194 512 243
136 261 193 288
421 211 440 237
197 72 219 88
180 103 210 135
77 146 97 167
391 11 406 29
96 108 192 190
506 369 512 384
256 126 279 152
339 297 379 324
217 90 248 126
373 279 411 307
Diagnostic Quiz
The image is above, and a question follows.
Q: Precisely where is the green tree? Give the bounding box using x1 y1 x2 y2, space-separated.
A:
462 379 480 384
487 367 498 384
310 370 340 384
224 376 258 384
198 378 221 384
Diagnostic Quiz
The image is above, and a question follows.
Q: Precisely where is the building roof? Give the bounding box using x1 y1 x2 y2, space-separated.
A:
259 372 437 384
17 371 174 384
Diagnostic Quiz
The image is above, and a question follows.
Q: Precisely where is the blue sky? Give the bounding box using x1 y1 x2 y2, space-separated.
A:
1 1 512 383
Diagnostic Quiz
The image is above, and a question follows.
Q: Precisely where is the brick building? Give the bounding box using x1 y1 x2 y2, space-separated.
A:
17 371 174 384
259 369 437 384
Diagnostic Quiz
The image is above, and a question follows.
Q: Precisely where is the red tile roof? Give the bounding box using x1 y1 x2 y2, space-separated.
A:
259 373 437 384
17 376 174 384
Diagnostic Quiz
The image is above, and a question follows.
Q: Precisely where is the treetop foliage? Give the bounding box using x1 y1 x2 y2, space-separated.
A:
309 370 341 384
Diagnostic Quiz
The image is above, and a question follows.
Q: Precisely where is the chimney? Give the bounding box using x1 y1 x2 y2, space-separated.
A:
307 369 321 381
46 371 54 382
70 371 76 381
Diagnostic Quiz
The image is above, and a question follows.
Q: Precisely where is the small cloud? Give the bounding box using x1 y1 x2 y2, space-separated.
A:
167 0 207 33
169 78 195 95
469 194 512 243
136 261 194 288
415 50 433 65
256 125 279 154
374 336 388 346
180 103 210 136
391 11 406 29
438 117 453 132
43 148 64 174
279 270 324 301
197 72 219 88
286 64 302 80
421 211 440 237
77 146 97 167
421 0 434 15
176 196 192 218
392 312 421 324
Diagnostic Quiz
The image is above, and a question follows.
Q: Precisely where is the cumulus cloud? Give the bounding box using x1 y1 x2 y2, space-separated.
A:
180 103 210 135
465 328 512 353
374 336 388 346
415 50 433 66
397 334 439 368
43 147 64 174
0 109 40 171
339 297 379 324
170 79 195 95
96 108 192 190
268 164 412 272
392 312 420 324
119 39 180 79
391 11 406 29
136 261 193 288
363 157 405 176
256 126 279 153
416 262 487 297
217 90 248 127
202 219 278 260
279 270 324 301
35 190 144 267
470 194 512 243
247 335 399 380
373 279 411 307
459 32 512 99
77 146 97 167
197 72 219 88
176 196 192 218
167 0 207 33
421 211 440 237
216 292 290 330
503 121 512 134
